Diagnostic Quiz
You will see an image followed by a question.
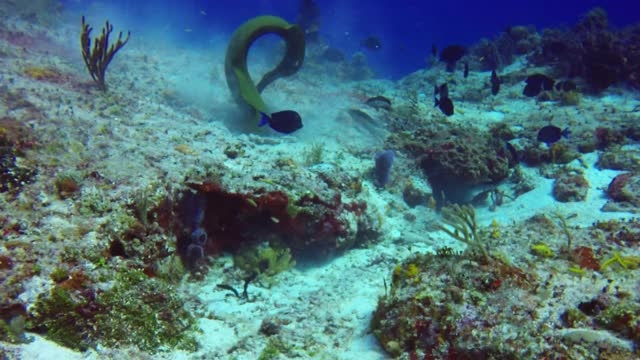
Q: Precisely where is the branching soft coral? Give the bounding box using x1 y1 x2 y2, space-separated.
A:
437 204 491 262
80 16 130 91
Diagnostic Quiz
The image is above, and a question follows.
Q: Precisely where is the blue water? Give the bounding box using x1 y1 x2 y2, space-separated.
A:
61 0 640 78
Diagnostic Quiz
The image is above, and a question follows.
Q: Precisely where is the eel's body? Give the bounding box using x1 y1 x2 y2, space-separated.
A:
224 15 305 126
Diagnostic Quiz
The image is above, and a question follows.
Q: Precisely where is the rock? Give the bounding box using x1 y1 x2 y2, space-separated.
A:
553 171 589 202
402 181 429 208
596 149 640 172
606 173 640 205
602 173 640 213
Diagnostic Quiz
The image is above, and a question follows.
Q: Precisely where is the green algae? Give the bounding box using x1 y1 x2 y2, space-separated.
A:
29 268 199 352
234 242 296 279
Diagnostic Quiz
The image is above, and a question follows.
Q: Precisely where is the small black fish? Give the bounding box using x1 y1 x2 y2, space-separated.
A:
491 70 501 95
523 73 555 97
435 97 454 116
463 62 469 78
439 45 466 72
434 83 454 116
435 83 449 99
555 80 577 92
431 44 437 58
537 125 569 145
259 110 303 134
361 36 381 50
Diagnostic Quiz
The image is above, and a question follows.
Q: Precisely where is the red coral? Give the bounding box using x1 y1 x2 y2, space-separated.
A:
181 183 365 260
0 254 13 270
572 246 600 271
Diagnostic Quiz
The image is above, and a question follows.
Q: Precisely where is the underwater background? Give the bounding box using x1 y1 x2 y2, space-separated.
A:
63 0 640 78
1 0 640 359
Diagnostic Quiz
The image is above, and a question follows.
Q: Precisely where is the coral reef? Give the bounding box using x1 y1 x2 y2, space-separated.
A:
175 182 379 268
387 124 510 204
531 8 640 90
470 25 540 71
372 215 640 359
371 253 537 359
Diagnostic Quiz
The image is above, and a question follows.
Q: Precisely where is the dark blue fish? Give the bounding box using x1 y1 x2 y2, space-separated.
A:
491 70 501 95
434 83 454 116
435 97 454 116
374 150 394 187
361 36 381 50
523 73 555 97
260 110 303 134
537 125 570 145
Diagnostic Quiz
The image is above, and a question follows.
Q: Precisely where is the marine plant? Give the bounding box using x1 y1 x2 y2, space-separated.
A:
80 16 130 91
258 337 292 360
551 211 574 256
437 204 490 261
53 171 82 199
600 252 640 271
303 143 324 165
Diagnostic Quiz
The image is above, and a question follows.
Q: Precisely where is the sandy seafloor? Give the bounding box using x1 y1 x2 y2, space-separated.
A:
1 14 640 360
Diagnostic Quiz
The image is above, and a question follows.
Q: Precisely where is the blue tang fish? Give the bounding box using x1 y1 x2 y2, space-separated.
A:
260 110 303 134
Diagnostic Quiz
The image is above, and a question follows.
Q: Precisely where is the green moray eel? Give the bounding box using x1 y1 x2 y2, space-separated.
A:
224 15 305 126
